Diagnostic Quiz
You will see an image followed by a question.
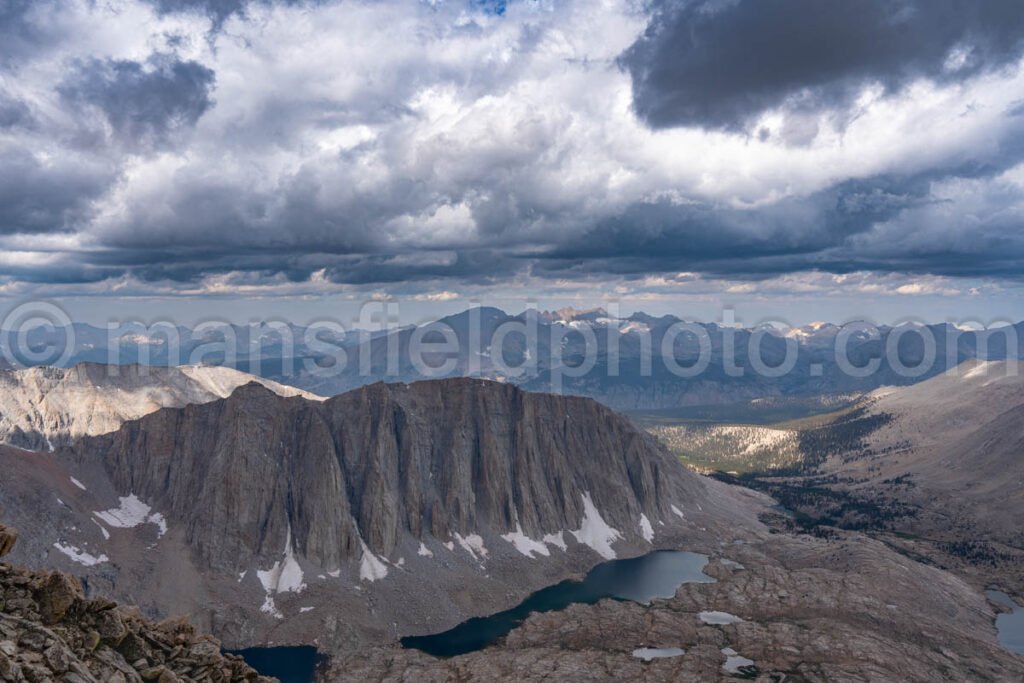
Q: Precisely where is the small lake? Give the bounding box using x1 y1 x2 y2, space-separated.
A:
987 589 1024 655
401 550 713 657
226 645 321 683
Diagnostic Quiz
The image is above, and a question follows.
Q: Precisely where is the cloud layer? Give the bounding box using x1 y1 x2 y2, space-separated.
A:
0 0 1023 305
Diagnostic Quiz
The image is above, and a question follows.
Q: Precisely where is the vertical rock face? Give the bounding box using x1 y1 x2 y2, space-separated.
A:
69 379 704 573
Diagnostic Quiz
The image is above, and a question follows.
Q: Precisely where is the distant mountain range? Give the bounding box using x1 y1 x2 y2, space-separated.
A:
3 307 1021 410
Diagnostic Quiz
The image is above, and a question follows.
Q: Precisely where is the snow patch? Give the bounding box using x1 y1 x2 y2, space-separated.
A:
256 525 307 620
95 495 167 537
300 606 315 613
671 505 685 519
721 648 755 674
632 647 685 661
570 492 622 560
359 540 389 582
502 523 550 558
69 477 86 491
639 514 654 543
417 542 434 558
700 611 743 625
149 513 168 538
53 542 108 567
454 533 488 561
92 519 110 540
260 595 282 619
542 531 567 551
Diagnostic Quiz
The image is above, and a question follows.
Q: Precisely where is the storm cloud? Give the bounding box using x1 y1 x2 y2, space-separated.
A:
59 55 216 150
621 0 1024 131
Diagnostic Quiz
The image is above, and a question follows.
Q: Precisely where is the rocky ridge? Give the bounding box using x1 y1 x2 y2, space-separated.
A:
2 378 713 654
69 378 699 573
0 363 321 451
0 524 275 683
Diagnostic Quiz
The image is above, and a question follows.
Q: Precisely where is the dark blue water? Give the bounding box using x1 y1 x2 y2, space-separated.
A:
987 590 1024 655
226 646 321 683
401 550 713 657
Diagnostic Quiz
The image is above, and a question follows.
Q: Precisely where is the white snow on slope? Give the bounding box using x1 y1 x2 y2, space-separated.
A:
257 526 306 595
257 526 307 618
92 519 110 540
53 542 108 567
417 542 433 558
454 533 489 561
633 647 685 661
69 477 86 491
700 611 743 625
359 540 389 582
95 495 167 538
543 531 567 551
639 514 654 543
671 504 685 519
721 648 755 674
571 492 622 560
502 523 551 558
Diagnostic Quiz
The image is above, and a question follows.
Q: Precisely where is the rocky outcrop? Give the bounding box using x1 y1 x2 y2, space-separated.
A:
0 362 321 451
0 526 15 559
69 379 703 573
0 525 274 683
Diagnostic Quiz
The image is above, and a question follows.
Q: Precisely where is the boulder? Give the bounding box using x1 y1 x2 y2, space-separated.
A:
0 525 16 557
37 571 83 624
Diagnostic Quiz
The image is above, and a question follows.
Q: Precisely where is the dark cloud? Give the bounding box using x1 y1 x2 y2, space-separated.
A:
544 175 932 263
531 166 1024 282
0 145 114 235
320 250 520 285
0 1 61 65
621 0 1024 130
59 55 215 150
147 0 247 28
0 92 32 129
145 0 314 30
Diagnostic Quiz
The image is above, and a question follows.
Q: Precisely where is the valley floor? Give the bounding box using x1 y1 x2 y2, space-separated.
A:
322 480 1024 682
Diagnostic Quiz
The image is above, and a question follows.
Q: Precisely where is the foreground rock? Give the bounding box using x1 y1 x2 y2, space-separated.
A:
0 525 15 558
0 525 275 683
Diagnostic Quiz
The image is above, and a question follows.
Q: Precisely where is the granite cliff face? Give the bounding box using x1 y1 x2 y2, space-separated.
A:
69 379 701 574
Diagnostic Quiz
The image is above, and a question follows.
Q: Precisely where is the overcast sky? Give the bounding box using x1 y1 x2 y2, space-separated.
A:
2 0 1024 325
